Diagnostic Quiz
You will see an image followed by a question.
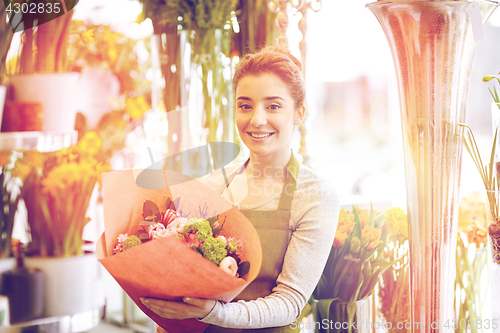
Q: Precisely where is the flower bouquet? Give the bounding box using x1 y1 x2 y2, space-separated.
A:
96 168 262 333
313 205 392 332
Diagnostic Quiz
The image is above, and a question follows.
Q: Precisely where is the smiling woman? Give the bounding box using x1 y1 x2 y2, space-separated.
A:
143 46 340 333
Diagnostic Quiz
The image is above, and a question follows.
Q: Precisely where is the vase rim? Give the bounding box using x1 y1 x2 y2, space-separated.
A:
366 0 498 7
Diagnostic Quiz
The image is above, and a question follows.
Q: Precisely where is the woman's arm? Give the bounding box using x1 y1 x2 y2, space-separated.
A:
199 176 340 328
142 171 340 329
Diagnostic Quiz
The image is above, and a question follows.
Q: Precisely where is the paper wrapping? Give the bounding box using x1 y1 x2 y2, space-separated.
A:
96 169 262 333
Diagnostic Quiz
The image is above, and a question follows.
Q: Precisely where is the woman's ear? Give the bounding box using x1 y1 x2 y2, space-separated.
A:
293 105 306 125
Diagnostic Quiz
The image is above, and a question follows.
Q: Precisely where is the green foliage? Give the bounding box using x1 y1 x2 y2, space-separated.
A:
142 200 161 223
0 5 13 83
482 74 500 108
139 0 238 31
200 236 227 265
460 124 499 223
184 218 213 242
454 234 487 333
123 235 142 251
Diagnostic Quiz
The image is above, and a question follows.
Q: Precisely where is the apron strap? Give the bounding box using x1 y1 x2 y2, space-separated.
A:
277 152 299 211
217 151 300 211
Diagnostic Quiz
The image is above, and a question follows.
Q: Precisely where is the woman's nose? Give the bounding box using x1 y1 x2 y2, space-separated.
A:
250 106 267 127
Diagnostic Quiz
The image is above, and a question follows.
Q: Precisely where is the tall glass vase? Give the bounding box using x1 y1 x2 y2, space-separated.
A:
366 1 498 332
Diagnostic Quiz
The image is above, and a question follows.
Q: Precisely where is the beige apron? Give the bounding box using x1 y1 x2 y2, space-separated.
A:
157 153 304 333
203 153 302 333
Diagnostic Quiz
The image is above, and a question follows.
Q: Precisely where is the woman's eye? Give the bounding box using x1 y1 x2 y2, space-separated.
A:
268 104 280 110
238 104 252 110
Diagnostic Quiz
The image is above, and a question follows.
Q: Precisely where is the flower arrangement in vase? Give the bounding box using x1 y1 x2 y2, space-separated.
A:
455 191 489 332
378 207 410 332
11 131 105 257
5 0 83 132
313 205 392 332
138 0 238 145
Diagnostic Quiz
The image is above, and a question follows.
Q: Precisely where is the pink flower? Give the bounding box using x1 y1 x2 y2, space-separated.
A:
167 217 187 235
113 233 129 254
216 235 227 244
163 209 181 226
148 223 171 240
184 234 200 248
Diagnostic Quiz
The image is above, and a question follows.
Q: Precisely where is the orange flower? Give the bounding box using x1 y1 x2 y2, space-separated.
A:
0 151 12 168
354 207 371 228
10 160 33 181
361 224 382 251
334 232 349 248
385 207 408 239
458 191 488 246
334 209 357 248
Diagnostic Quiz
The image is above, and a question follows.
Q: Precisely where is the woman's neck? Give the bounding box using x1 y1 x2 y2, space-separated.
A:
245 149 292 181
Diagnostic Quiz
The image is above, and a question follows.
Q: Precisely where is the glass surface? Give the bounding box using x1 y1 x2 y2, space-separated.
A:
366 1 498 332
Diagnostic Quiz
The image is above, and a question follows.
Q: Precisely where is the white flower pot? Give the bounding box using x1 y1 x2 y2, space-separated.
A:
24 254 104 317
0 85 6 130
8 73 80 132
0 258 15 274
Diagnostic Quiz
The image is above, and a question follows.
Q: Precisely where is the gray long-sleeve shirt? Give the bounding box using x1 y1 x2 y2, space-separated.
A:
198 160 340 329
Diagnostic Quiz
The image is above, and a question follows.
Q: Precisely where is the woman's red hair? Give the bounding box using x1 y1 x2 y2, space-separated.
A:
233 46 306 109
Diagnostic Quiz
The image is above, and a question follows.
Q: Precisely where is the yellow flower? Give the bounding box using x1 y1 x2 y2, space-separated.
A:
125 96 149 120
385 207 408 239
0 151 12 168
458 191 488 246
77 131 103 156
80 29 95 46
354 207 371 228
334 232 349 248
22 151 46 169
334 209 357 248
361 224 382 251
10 160 33 181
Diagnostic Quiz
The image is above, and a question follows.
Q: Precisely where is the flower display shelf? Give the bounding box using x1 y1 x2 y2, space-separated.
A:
0 131 77 152
1 306 105 333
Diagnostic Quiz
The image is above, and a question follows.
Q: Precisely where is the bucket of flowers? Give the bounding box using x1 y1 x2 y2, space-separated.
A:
312 205 393 333
11 131 108 317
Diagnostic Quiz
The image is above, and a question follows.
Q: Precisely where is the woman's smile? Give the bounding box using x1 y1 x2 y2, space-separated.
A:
246 131 275 139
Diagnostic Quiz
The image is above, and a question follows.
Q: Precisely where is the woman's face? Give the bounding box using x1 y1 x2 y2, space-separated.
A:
235 73 304 160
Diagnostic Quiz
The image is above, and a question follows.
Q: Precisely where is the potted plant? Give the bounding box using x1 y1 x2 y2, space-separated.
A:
138 0 239 165
11 131 106 317
378 207 410 332
6 0 81 132
313 205 393 333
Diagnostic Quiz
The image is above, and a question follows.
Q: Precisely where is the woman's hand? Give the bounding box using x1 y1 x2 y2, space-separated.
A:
140 297 216 320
